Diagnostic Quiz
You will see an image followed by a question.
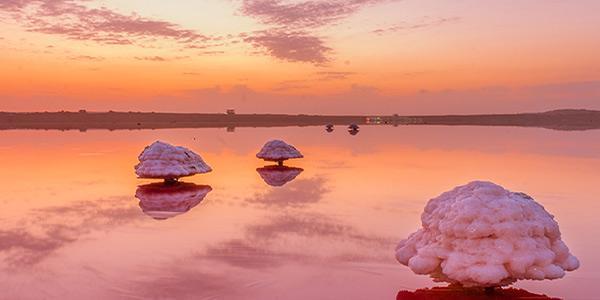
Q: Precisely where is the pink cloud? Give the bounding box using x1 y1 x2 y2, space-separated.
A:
0 0 31 11
372 17 460 35
198 50 225 55
68 55 105 61
1 0 213 47
134 56 189 62
240 0 394 64
241 0 389 27
315 71 355 80
244 30 331 64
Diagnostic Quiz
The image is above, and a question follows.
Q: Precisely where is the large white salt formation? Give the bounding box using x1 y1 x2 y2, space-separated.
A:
256 140 303 166
256 166 303 187
396 181 579 287
136 182 212 220
135 141 212 182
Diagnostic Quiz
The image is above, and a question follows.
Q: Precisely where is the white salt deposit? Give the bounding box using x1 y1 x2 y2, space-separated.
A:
135 141 212 180
256 140 303 163
395 181 579 287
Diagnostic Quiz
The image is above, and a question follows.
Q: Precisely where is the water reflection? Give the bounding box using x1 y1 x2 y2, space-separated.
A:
256 166 304 187
125 265 244 300
0 196 139 268
1 126 598 299
247 177 327 208
202 239 303 269
135 182 212 220
396 286 560 300
348 124 360 135
204 176 395 271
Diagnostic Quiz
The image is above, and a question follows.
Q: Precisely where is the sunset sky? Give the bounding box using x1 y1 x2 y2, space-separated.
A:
1 0 599 114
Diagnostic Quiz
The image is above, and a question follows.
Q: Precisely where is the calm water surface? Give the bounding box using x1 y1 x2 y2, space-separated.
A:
0 126 597 299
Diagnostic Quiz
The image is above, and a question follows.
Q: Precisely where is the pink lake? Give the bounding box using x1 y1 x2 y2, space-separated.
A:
0 125 597 299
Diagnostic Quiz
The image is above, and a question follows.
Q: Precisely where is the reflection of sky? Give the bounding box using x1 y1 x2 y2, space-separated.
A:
2 125 600 158
0 196 140 267
1 126 598 298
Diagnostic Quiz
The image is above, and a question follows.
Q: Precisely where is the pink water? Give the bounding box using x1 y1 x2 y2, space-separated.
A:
0 126 597 299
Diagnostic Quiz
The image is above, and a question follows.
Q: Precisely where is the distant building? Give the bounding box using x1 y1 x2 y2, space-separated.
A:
226 109 236 115
79 109 87 113
365 117 382 124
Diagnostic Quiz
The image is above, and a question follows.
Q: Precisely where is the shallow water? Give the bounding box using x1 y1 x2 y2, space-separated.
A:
0 125 597 299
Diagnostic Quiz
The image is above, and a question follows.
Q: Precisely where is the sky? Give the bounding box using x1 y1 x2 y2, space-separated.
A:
0 0 599 114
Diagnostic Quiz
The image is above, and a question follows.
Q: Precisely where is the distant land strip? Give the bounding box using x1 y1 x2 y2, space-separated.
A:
1 109 599 131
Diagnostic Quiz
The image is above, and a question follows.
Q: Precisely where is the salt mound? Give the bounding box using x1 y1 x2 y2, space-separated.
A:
395 181 579 287
256 140 303 163
135 141 212 181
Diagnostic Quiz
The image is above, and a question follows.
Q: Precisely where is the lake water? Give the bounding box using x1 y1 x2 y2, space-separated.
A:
0 125 597 299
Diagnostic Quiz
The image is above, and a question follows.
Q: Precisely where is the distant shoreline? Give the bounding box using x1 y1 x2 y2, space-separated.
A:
1 109 599 131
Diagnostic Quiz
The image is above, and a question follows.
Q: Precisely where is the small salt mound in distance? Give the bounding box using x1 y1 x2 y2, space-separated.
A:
256 140 303 163
135 141 212 181
395 181 579 287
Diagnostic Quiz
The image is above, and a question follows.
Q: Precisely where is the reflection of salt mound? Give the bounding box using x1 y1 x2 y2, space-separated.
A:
135 141 212 182
135 182 212 220
256 166 304 187
396 286 559 300
396 181 579 287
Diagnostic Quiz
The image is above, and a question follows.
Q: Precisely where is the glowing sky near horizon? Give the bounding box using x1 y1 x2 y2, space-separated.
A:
0 0 599 114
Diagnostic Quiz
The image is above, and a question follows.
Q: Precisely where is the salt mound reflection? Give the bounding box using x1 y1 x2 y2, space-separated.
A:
256 166 304 187
135 182 212 220
396 286 560 299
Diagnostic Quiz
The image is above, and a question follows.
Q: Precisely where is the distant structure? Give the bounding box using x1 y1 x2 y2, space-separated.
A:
325 124 334 132
226 109 236 115
365 117 382 124
79 109 87 113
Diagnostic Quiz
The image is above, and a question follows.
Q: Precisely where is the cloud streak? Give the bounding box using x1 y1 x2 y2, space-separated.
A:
68 55 105 61
372 17 461 35
134 55 189 62
315 71 356 80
